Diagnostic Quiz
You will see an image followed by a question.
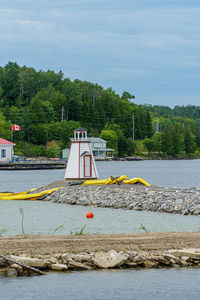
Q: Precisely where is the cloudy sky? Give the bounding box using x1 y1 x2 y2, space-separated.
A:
1 0 200 107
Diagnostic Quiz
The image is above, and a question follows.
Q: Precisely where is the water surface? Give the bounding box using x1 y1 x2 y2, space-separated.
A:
1 159 200 192
0 200 200 236
1 268 200 300
0 160 200 299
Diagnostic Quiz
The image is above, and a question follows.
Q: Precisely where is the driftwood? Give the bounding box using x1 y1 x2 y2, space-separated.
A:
0 255 47 276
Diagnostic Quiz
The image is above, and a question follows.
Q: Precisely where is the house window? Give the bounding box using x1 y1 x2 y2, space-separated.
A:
1 149 6 158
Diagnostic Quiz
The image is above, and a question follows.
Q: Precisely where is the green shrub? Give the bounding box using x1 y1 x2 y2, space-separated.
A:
45 141 61 158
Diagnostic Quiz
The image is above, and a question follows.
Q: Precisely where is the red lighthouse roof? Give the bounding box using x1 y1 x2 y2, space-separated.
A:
0 138 15 145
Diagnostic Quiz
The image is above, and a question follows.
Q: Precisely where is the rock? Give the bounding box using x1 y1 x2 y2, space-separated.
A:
10 255 49 268
50 264 68 271
46 184 200 216
0 267 18 277
181 256 189 262
126 262 138 267
152 255 171 265
143 260 158 268
94 250 127 269
68 258 92 270
180 259 188 266
169 249 200 260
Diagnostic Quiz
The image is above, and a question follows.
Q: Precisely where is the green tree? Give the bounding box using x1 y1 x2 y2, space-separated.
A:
144 138 154 154
126 138 137 156
0 111 11 140
161 126 174 155
184 128 196 154
1 62 20 105
151 133 162 153
100 129 118 153
172 124 184 154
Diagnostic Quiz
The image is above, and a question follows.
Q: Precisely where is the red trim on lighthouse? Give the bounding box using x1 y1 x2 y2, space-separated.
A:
88 142 97 178
83 155 92 177
78 142 80 178
71 141 89 144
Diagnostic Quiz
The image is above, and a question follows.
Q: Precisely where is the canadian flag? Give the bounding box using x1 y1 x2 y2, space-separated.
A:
12 124 21 131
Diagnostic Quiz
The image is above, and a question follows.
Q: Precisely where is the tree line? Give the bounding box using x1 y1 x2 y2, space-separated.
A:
142 104 200 156
0 62 153 157
0 62 200 157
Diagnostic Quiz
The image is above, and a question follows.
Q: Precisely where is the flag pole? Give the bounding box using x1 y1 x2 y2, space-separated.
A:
11 125 13 142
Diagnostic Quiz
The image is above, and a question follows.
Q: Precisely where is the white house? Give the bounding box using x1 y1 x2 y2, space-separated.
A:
64 127 98 180
62 137 114 160
89 137 114 159
0 138 15 163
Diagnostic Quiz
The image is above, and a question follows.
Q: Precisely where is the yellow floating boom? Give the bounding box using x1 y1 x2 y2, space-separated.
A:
83 176 150 186
0 175 150 201
0 187 62 201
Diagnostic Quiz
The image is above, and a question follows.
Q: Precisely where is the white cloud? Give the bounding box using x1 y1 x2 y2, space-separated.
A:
0 1 200 106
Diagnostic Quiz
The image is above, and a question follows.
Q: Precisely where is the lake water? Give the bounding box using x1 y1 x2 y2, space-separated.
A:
0 160 200 236
1 159 200 192
1 160 200 299
1 268 200 300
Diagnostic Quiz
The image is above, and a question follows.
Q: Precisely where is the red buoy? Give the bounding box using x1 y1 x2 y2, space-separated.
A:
86 212 94 218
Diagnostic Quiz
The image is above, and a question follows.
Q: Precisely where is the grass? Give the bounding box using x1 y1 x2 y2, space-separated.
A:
70 224 87 235
0 228 7 236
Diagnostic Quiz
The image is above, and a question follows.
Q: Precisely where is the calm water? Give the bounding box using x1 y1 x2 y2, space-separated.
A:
1 200 200 236
1 268 200 300
0 160 200 299
0 160 200 236
1 159 200 192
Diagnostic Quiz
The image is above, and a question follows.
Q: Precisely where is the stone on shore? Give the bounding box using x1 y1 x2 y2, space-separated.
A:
0 267 18 277
10 255 49 268
50 264 68 271
94 250 127 269
45 184 200 216
169 248 200 259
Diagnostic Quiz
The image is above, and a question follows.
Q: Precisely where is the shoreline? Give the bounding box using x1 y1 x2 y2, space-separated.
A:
1 232 200 276
96 155 200 161
43 182 200 215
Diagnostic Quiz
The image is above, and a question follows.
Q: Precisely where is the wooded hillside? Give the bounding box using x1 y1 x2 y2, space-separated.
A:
0 62 152 157
0 62 200 158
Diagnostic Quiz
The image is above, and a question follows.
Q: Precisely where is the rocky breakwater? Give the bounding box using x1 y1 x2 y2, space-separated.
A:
45 184 200 215
1 248 200 277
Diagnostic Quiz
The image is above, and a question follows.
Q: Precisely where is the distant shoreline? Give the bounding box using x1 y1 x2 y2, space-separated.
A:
96 155 200 161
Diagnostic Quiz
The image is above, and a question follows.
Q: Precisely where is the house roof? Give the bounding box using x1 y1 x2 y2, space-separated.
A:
74 127 88 132
0 138 15 145
89 137 106 143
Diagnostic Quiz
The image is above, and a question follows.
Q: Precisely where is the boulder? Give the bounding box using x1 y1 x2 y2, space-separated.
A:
143 260 158 268
94 250 127 269
50 264 68 271
169 249 200 260
0 267 18 277
68 258 92 270
10 255 49 268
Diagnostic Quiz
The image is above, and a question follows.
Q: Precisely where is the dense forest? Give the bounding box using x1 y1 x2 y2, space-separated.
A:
0 62 200 158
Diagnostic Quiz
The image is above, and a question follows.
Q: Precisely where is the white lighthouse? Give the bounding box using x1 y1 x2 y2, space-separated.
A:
64 127 99 180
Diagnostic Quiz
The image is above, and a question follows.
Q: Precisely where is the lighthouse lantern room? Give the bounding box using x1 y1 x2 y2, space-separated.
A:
64 127 99 180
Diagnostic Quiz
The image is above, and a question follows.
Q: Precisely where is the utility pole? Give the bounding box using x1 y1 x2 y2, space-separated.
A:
61 107 64 121
11 129 13 142
132 112 135 140
155 119 159 133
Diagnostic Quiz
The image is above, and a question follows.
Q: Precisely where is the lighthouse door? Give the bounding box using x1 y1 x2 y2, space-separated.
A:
84 155 92 177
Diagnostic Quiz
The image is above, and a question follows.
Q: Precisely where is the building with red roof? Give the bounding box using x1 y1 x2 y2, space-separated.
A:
0 138 15 163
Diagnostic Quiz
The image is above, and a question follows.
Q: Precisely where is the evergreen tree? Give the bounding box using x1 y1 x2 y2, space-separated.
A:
184 128 196 153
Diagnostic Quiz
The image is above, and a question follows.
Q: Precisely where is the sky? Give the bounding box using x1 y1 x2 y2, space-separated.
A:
0 0 200 107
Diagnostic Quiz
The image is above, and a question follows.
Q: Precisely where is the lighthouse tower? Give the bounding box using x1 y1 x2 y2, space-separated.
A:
64 127 98 180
